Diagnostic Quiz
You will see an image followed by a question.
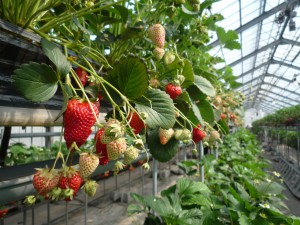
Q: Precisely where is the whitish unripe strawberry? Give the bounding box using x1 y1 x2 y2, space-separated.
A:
123 146 139 165
79 153 99 178
103 118 124 139
163 51 176 65
107 138 127 160
148 24 165 48
209 130 220 143
159 127 174 145
175 129 191 141
153 47 165 60
149 77 160 88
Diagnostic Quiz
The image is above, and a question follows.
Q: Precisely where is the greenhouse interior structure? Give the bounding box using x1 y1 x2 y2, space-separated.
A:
2 0 300 224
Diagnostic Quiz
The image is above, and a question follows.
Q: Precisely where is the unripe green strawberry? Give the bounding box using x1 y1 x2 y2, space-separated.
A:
123 146 139 165
175 129 191 141
148 24 165 48
64 98 99 150
82 180 98 197
191 3 200 11
153 47 165 60
163 51 176 65
159 127 174 145
24 196 36 205
100 132 115 144
107 138 127 160
103 118 124 139
79 153 99 178
175 0 186 4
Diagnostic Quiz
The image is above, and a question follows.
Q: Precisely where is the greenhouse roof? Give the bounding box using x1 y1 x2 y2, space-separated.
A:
209 0 300 114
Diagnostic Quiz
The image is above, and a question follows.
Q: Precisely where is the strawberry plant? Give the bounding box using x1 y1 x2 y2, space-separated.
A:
129 129 300 224
1 0 247 203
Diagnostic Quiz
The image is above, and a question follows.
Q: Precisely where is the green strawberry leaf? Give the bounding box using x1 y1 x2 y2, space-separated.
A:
194 75 216 97
181 59 194 88
188 101 203 125
12 62 58 102
41 38 71 78
197 99 214 124
187 85 207 101
107 55 148 99
113 5 129 23
135 89 175 129
218 119 229 135
147 128 179 162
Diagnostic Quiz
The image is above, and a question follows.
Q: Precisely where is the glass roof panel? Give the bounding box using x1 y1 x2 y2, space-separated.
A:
241 1 260 25
265 0 285 11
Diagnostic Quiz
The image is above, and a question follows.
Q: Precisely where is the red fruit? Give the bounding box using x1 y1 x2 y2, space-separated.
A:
192 124 206 143
95 129 109 165
148 24 165 48
63 99 99 150
58 169 83 201
165 83 182 99
230 114 236 120
33 169 59 196
128 111 145 134
159 127 174 145
0 209 8 218
221 113 226 120
75 67 89 86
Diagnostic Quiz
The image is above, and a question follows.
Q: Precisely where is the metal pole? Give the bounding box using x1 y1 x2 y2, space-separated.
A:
47 200 50 225
129 169 131 192
215 147 218 160
32 207 35 225
277 129 279 154
198 142 204 182
141 167 144 195
23 206 27 225
152 159 158 196
65 201 68 225
84 194 88 225
297 125 300 168
183 146 187 161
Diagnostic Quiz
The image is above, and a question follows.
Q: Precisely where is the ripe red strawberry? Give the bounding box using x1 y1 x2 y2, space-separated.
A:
230 114 236 120
148 24 165 48
159 127 174 145
58 168 83 201
107 137 127 160
75 67 89 86
165 83 182 99
192 124 206 143
79 152 99 178
95 129 109 165
0 208 8 218
63 98 99 150
153 47 165 60
128 111 145 134
33 168 59 196
221 113 226 120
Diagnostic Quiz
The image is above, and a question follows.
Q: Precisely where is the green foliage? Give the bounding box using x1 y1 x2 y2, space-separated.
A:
147 128 179 162
129 129 300 224
12 62 58 102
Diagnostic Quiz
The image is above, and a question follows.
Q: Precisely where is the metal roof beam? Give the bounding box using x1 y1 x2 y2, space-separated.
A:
240 79 300 98
272 59 300 71
237 73 292 88
208 0 300 48
244 87 298 105
256 93 294 106
227 38 300 68
236 60 271 79
253 102 279 112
